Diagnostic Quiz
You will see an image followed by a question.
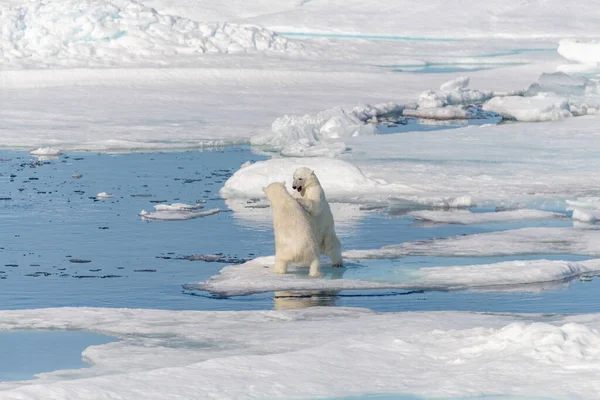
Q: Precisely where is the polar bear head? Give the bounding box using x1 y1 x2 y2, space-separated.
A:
292 167 316 194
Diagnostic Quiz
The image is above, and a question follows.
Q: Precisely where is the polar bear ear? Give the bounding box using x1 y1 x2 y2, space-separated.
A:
262 186 268 193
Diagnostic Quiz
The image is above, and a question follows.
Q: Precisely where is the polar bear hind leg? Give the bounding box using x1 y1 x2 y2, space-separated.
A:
273 257 289 274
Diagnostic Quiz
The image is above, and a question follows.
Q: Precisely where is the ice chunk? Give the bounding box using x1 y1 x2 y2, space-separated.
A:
418 77 493 109
153 203 204 211
558 39 600 66
29 147 61 156
408 209 563 224
345 227 600 259
482 94 572 122
96 192 114 199
251 107 375 154
418 90 448 109
139 208 220 221
526 72 591 97
571 209 600 223
351 102 405 121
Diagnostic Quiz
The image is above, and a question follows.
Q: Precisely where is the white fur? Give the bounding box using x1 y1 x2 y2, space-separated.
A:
263 182 321 277
292 167 343 267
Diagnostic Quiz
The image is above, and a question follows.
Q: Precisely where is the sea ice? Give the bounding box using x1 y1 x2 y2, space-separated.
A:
0 0 301 68
194 256 600 296
3 308 600 399
345 227 600 259
408 209 564 224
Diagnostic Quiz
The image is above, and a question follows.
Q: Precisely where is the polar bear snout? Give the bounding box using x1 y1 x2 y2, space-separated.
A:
292 177 304 192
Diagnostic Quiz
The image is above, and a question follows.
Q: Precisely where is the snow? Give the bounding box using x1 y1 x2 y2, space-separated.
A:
408 209 564 224
0 0 301 68
3 308 600 399
139 208 220 221
345 227 600 259
482 93 572 121
558 39 600 66
193 256 600 296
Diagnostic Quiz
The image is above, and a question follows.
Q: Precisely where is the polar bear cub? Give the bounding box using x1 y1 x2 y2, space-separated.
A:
263 182 321 277
292 167 343 267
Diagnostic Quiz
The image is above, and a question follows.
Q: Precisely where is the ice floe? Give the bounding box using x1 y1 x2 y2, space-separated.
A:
193 255 600 296
345 227 600 259
152 202 204 212
140 207 220 221
408 209 564 224
3 307 600 399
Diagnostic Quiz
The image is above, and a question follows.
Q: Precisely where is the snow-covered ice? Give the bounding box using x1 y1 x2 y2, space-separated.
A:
0 0 301 68
3 308 600 399
408 209 564 224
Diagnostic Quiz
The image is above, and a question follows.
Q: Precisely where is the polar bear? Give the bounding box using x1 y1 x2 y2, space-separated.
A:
263 182 321 277
292 167 343 267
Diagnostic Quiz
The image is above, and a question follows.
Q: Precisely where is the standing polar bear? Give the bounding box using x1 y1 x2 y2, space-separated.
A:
292 167 343 267
263 182 321 277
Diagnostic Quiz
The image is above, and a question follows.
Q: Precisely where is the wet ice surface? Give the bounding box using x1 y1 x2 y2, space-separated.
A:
2 146 600 314
0 331 116 382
